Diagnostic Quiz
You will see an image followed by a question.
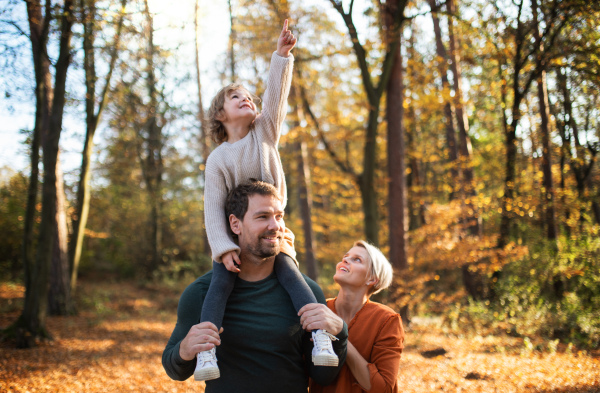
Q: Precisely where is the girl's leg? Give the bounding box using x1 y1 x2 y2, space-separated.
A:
195 261 236 382
274 252 317 313
200 260 237 328
275 252 339 367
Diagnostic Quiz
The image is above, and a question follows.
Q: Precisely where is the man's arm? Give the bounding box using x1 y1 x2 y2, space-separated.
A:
302 277 348 386
162 277 215 381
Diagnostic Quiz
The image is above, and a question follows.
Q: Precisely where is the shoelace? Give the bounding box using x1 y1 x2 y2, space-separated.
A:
321 330 339 341
314 330 338 352
198 349 216 364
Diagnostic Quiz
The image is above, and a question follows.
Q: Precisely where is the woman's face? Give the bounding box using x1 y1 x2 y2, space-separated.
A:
333 246 371 289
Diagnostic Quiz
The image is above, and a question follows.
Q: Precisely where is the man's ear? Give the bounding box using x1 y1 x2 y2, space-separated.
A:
229 214 242 235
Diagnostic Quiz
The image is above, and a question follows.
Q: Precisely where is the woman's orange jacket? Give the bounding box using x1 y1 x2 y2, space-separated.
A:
309 298 404 393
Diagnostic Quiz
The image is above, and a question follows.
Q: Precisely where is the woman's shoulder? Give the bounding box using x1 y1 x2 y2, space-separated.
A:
363 301 400 321
362 302 403 341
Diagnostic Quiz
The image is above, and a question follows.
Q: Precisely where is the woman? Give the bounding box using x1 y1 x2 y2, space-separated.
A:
300 241 404 393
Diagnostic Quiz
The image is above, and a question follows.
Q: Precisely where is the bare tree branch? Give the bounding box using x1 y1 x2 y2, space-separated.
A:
297 78 358 182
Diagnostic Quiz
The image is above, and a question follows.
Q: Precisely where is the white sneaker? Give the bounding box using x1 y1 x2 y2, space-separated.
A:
312 329 339 366
194 347 220 381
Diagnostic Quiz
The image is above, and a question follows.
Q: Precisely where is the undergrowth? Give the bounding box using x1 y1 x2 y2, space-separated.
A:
448 236 600 349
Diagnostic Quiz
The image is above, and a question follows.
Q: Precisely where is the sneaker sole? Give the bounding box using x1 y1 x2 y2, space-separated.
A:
194 367 220 381
312 355 339 367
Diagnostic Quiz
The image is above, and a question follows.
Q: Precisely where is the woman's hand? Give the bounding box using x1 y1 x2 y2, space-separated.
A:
298 303 343 335
222 250 241 273
277 19 297 58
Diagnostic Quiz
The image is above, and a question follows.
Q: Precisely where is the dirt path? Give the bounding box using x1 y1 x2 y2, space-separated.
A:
1 281 598 392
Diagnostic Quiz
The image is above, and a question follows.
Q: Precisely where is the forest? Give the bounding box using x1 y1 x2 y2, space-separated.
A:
0 0 599 391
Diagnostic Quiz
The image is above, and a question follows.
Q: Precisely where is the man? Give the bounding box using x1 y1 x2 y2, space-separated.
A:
162 180 348 392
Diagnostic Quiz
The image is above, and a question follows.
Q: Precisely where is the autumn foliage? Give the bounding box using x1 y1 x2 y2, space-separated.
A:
0 0 600 388
2 279 599 392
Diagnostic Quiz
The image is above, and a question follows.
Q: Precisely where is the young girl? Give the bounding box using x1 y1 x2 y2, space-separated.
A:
195 20 339 382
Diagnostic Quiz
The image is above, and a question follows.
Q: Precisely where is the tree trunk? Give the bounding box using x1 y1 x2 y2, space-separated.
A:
18 0 50 345
581 98 599 227
287 82 319 279
48 154 73 315
428 0 459 196
70 0 97 294
386 32 407 270
70 119 95 294
462 264 487 300
195 0 211 256
70 0 126 294
407 148 425 230
499 1 528 249
432 0 484 296
405 25 425 231
16 0 75 348
498 0 571 247
557 68 599 230
361 109 381 246
499 118 519 248
593 200 600 226
22 122 40 291
532 0 558 243
327 0 407 247
406 108 425 231
447 0 480 236
296 140 318 279
142 0 164 276
22 4 49 294
227 0 236 81
553 74 570 236
536 70 558 241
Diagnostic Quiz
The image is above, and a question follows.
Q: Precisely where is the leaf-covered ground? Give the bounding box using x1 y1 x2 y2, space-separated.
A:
1 280 599 392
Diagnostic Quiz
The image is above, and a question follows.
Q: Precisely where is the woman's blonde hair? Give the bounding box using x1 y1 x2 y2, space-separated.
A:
206 83 261 144
354 240 394 295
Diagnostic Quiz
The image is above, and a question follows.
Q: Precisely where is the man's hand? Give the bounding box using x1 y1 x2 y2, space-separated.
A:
276 19 297 58
298 303 343 336
222 250 241 273
179 322 223 361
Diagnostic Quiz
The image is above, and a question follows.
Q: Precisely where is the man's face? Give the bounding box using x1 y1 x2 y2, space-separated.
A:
230 194 285 259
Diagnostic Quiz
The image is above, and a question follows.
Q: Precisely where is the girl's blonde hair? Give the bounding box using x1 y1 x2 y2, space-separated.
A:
207 83 261 144
354 240 394 296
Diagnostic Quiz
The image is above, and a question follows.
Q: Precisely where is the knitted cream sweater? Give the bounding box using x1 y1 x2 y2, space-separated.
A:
204 52 293 262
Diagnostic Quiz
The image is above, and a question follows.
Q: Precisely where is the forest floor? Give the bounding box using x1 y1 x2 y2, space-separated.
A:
1 278 599 393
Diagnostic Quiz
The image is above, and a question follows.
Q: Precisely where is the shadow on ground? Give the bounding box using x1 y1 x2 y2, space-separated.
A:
537 386 600 393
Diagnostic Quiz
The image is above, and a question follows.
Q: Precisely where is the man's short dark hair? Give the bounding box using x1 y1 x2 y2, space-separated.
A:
225 179 282 222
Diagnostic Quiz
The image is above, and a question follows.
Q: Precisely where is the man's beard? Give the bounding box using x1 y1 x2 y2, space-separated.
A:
246 230 282 259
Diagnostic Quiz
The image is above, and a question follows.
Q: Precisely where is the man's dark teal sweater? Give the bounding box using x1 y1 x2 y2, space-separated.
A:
162 270 348 392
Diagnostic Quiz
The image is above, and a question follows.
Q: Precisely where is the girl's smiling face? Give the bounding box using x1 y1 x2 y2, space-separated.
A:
220 88 257 125
333 246 371 288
